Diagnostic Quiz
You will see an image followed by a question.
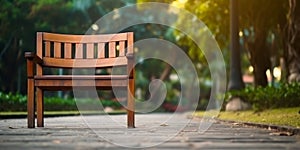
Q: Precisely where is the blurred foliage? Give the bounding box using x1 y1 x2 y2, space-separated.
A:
0 92 122 111
0 0 133 93
0 0 35 93
0 0 298 112
225 82 300 111
175 0 230 56
0 92 27 111
238 0 288 86
172 0 288 87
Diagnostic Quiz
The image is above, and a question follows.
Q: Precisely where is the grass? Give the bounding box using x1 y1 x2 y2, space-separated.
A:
194 107 300 128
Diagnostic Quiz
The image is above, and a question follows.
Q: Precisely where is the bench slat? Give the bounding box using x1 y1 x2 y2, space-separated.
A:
43 57 127 68
35 75 128 80
86 43 94 59
75 44 83 58
64 43 72 58
119 41 125 56
97 43 105 58
109 42 116 58
45 41 51 57
43 32 128 43
35 79 127 89
54 42 61 58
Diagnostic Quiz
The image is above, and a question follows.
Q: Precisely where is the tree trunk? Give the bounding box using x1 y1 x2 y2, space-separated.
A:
228 0 245 90
252 31 270 87
287 0 300 82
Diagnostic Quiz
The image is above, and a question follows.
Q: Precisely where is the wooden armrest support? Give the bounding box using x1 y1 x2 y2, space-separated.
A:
25 52 43 64
126 53 134 78
126 53 134 59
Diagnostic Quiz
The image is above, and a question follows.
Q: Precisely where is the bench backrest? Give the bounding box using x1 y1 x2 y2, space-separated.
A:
36 32 133 73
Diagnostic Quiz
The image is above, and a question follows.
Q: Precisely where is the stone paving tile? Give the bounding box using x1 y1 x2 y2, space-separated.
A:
0 114 299 149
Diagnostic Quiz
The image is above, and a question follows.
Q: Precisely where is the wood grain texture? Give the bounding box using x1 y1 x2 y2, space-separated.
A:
36 88 44 127
45 41 51 57
97 43 105 58
64 43 72 59
37 32 43 75
43 57 127 68
119 41 125 56
43 32 128 43
86 43 94 59
127 78 135 128
54 42 61 58
75 44 83 58
109 42 116 58
26 58 34 128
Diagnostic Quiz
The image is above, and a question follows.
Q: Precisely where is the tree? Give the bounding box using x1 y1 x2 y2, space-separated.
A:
173 0 288 87
0 0 35 93
287 0 300 82
0 0 173 96
239 0 288 86
0 0 92 94
228 0 244 90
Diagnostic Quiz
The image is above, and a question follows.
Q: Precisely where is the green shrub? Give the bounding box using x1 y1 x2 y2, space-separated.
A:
0 92 27 111
0 92 122 111
225 82 300 111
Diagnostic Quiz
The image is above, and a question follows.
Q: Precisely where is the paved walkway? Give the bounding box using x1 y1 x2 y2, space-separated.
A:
0 113 299 149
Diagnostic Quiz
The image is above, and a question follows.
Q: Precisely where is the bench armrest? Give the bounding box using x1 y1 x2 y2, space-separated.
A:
25 52 43 65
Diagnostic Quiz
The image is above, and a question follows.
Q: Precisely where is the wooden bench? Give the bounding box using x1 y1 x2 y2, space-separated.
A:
25 32 135 128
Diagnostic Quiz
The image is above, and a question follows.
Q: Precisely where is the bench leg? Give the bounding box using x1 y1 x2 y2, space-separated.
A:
127 79 135 128
37 88 44 127
27 78 35 128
